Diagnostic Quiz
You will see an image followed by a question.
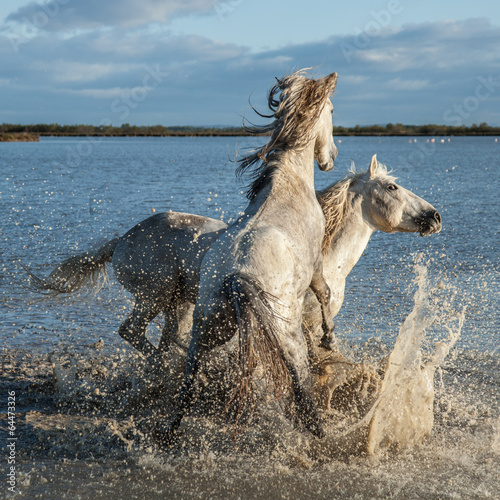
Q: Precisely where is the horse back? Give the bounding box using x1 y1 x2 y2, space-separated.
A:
112 211 227 298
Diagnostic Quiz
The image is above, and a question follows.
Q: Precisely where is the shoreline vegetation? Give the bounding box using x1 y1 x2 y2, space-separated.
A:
1 122 499 142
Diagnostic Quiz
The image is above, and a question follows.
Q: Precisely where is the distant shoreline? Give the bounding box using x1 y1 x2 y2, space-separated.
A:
1 123 499 142
0 132 40 142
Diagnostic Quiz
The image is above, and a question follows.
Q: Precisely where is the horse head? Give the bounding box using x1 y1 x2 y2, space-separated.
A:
237 69 339 199
269 69 338 171
313 72 338 171
359 155 442 236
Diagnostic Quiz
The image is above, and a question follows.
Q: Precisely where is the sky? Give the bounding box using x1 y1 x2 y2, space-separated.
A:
1 0 499 127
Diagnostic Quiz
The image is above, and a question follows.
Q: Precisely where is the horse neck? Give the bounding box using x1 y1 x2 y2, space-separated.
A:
323 192 374 284
267 142 317 195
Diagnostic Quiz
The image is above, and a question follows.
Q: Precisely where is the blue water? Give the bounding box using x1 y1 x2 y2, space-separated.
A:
0 136 499 499
1 136 498 352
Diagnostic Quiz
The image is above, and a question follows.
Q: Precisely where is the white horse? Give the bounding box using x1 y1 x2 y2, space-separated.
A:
304 154 442 361
152 69 339 442
28 156 442 371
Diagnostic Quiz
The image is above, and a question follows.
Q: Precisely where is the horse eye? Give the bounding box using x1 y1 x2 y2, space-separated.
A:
387 184 398 191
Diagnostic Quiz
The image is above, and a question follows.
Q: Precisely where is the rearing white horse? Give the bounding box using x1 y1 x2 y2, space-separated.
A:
152 69 339 443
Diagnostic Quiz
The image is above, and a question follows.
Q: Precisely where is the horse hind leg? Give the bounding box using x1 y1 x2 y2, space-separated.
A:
118 299 164 368
157 298 179 354
281 332 326 438
157 289 194 354
222 274 325 438
153 296 237 446
152 320 212 446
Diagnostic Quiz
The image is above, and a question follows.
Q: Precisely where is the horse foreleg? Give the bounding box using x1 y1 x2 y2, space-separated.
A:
309 265 336 351
118 300 163 368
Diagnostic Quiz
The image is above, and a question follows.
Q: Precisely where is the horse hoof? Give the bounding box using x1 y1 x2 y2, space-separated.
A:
151 414 182 447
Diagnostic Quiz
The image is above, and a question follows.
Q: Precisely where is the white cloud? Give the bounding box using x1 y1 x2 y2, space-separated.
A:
5 0 222 31
62 87 128 98
358 47 416 69
0 17 499 126
30 60 137 83
387 78 430 91
340 75 368 85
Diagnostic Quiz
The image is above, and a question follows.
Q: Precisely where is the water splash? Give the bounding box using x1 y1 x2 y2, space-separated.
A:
43 256 468 461
5 257 498 498
343 255 466 454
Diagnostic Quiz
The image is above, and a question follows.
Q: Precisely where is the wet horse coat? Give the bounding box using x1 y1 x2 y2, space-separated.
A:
153 69 340 441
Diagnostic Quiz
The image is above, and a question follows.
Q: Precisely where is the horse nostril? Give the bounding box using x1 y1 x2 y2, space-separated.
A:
434 211 441 224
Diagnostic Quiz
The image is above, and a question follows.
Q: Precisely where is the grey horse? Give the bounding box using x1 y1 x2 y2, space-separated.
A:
152 69 339 442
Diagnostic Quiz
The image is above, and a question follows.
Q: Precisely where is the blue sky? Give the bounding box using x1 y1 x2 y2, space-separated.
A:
1 0 499 126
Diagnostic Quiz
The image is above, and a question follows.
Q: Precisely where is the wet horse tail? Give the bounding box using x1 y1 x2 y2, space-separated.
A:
222 273 291 424
24 238 120 295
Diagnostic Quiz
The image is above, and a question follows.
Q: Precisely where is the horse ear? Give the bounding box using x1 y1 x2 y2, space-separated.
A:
369 154 378 178
327 72 338 93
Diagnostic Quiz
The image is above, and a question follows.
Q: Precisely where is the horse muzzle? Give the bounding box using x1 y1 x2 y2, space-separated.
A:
417 210 442 236
319 158 335 171
318 145 338 171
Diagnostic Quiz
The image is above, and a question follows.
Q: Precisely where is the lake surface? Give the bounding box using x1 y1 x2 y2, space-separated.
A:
1 136 499 498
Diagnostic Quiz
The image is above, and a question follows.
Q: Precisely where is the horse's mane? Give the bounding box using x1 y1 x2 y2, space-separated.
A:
237 68 338 200
317 161 396 253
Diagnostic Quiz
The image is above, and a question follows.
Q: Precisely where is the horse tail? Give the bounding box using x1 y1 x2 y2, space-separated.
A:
25 238 120 295
222 273 291 423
